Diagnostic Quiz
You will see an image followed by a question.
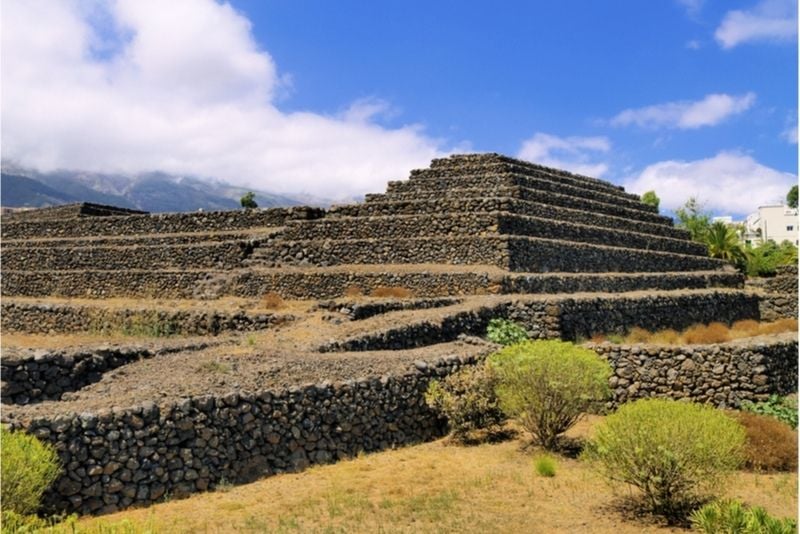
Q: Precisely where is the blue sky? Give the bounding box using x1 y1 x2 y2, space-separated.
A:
2 0 797 216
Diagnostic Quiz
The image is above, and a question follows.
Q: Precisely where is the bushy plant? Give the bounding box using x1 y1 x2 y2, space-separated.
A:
485 318 529 346
745 240 798 277
583 399 745 519
488 340 611 450
682 322 731 344
1 426 61 516
425 364 504 442
740 395 798 429
732 411 797 472
690 499 796 534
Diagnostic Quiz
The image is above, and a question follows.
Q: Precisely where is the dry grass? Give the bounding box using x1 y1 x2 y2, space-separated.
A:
682 322 731 344
733 411 798 472
370 286 414 298
59 417 796 534
260 291 285 310
594 319 798 346
343 285 364 298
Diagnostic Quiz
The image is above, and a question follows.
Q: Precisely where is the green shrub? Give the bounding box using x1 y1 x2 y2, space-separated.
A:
488 340 611 450
740 395 798 429
690 499 797 534
425 364 505 442
534 455 557 477
1 426 62 516
486 318 529 346
583 399 745 519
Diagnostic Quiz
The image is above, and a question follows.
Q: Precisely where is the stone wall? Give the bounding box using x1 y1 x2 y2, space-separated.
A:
1 207 323 240
2 203 147 222
1 342 218 405
0 302 286 336
284 212 706 256
329 196 689 240
589 333 798 407
4 354 481 516
321 291 759 352
2 241 255 271
745 265 798 320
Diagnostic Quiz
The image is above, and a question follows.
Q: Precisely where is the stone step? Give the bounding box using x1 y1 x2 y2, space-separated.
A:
328 196 689 240
0 229 280 249
1 241 255 271
247 235 725 273
283 212 707 256
423 153 632 198
383 173 656 216
0 267 744 299
366 185 672 226
320 289 761 351
0 207 323 240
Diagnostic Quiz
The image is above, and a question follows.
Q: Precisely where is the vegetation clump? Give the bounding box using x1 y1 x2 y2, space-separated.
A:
583 399 745 519
533 455 557 477
740 394 798 429
425 364 504 443
488 340 611 450
240 191 258 209
640 190 660 210
690 499 796 534
589 318 797 346
731 411 797 472
1 426 62 521
485 318 529 346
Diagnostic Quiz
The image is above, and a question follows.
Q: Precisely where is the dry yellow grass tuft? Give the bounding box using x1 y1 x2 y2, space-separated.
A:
260 291 285 310
682 322 731 344
370 286 414 298
343 285 364 298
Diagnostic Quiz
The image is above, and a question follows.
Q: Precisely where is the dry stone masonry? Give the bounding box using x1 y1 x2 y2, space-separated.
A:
1 153 794 516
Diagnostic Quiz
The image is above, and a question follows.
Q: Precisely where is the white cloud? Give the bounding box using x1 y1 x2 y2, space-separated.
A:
715 0 797 49
677 0 705 18
611 93 756 130
623 151 797 215
1 0 448 200
517 133 611 177
685 39 702 50
781 123 798 144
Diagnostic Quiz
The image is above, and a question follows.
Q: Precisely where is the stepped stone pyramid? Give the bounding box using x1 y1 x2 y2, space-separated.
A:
2 153 751 319
248 154 722 274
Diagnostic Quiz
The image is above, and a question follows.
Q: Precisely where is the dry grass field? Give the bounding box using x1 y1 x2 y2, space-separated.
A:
55 417 797 534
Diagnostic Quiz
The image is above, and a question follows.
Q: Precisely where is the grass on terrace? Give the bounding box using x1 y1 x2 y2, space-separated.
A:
54 417 797 534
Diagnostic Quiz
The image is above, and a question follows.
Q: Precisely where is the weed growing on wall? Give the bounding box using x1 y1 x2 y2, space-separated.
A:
486 318 529 346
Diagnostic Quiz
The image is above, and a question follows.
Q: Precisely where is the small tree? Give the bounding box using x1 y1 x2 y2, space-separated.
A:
675 197 711 242
787 185 798 209
488 340 611 450
641 190 660 211
583 399 745 519
240 191 258 209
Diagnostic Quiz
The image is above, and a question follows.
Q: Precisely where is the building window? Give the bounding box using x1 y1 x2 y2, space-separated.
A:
788 225 795 231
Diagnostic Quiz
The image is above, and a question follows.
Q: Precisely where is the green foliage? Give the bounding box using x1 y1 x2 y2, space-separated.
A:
1 426 62 516
787 184 798 209
740 395 798 429
488 340 611 450
640 190 660 210
705 221 747 269
534 455 557 477
240 191 258 209
425 364 505 442
690 499 797 534
675 197 711 242
745 240 798 277
583 399 745 519
485 318 530 346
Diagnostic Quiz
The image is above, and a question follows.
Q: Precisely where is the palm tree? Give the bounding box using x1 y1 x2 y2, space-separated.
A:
704 221 746 269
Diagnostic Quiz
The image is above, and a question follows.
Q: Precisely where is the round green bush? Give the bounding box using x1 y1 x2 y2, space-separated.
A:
583 399 745 518
425 364 504 441
488 340 611 450
1 426 61 516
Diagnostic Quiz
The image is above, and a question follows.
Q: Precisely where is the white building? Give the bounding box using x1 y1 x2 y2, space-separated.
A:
743 205 799 246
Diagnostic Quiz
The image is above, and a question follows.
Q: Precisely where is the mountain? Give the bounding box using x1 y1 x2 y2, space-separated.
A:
0 164 312 212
